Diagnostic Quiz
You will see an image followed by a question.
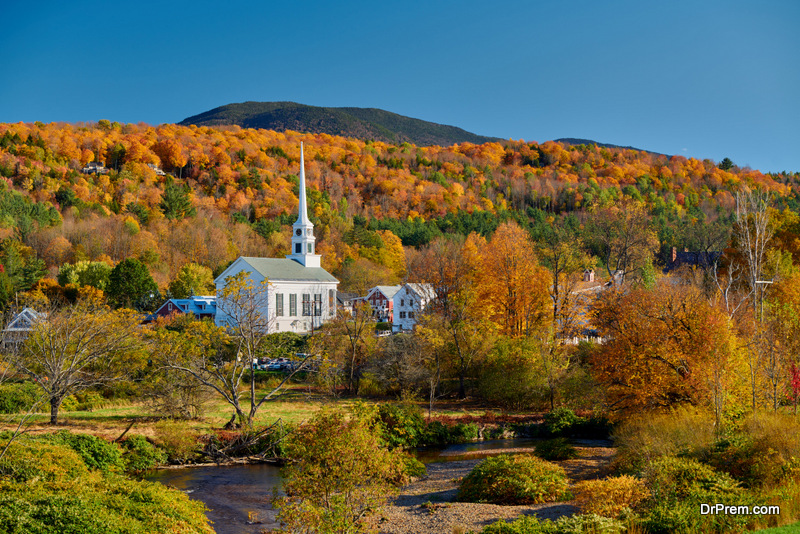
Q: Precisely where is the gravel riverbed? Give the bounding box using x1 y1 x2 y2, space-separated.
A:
367 444 615 534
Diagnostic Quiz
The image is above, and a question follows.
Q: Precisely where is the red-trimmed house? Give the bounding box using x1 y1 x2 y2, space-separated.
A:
144 296 217 323
365 285 401 323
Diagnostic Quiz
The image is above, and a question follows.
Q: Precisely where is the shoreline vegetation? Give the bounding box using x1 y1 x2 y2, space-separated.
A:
3 394 800 533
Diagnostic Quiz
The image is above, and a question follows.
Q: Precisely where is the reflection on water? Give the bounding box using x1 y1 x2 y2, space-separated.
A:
145 464 282 534
415 438 539 463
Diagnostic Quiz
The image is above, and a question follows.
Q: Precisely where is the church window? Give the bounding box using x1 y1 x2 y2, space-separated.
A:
308 243 314 254
302 293 311 316
276 294 284 316
329 289 335 316
314 294 322 316
295 243 302 254
289 294 297 316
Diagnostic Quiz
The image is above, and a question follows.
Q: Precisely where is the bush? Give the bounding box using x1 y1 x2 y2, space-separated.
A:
643 455 741 502
458 454 570 505
543 407 580 436
639 456 752 534
153 420 201 463
274 408 408 534
120 435 167 473
534 438 578 461
613 408 715 472
0 439 88 482
46 432 124 472
573 475 649 518
700 412 800 488
375 403 427 449
0 382 40 413
0 439 213 533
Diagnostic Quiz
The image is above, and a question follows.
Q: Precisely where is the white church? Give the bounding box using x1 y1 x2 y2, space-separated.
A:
214 144 339 334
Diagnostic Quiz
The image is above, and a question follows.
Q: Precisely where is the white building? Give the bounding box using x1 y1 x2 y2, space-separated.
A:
214 144 339 334
392 283 435 332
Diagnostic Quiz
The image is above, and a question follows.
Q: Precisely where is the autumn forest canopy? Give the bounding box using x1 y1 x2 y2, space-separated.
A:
1 119 798 301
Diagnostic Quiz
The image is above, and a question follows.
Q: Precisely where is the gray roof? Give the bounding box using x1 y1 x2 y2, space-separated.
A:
369 285 401 299
224 257 339 283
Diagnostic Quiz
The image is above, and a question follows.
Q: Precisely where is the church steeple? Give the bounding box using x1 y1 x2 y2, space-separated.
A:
287 143 321 268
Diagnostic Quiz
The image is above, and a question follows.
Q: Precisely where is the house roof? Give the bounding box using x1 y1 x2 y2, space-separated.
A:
367 285 401 300
4 307 45 332
402 283 435 300
216 257 338 284
158 296 216 315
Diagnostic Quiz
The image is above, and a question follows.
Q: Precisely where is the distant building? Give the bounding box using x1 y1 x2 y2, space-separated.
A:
2 307 45 347
392 283 435 332
665 247 721 273
146 163 167 176
365 285 401 322
214 144 339 334
145 296 217 323
81 162 109 175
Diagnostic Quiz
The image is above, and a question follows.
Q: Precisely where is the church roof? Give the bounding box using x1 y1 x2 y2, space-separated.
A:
224 257 338 283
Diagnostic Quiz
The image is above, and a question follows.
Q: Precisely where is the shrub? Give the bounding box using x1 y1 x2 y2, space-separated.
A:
0 382 40 413
274 408 407 534
153 420 201 463
375 403 427 449
613 408 714 472
573 475 649 518
643 455 741 502
0 446 213 533
543 407 581 436
46 432 124 472
700 412 800 488
120 435 167 473
0 439 88 482
638 455 753 534
458 454 570 505
534 438 578 461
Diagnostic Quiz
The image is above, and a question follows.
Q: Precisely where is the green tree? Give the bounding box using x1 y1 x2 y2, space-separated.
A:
168 263 215 298
160 177 196 220
107 258 160 311
57 261 112 291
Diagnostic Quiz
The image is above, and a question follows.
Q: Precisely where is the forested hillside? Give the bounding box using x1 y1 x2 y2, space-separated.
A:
0 120 798 308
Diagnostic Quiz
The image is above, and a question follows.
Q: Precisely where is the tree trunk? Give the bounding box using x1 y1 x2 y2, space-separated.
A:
49 396 61 425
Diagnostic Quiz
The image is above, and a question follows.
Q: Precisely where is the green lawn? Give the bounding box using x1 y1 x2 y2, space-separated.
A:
756 522 800 533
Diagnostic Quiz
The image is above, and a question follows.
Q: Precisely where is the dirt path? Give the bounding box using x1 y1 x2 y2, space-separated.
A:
368 444 616 534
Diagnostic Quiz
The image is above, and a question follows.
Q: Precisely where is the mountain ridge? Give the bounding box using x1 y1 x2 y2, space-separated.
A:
179 101 501 147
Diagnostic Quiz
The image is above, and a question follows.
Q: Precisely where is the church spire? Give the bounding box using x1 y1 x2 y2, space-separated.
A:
295 142 311 226
287 142 321 268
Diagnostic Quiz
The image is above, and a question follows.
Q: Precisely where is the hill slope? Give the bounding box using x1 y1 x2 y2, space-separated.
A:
179 102 501 146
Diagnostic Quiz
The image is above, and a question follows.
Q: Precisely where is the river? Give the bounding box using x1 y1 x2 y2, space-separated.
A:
144 438 553 534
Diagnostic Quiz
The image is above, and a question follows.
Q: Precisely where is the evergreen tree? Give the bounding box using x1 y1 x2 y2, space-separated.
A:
107 258 160 311
159 178 196 220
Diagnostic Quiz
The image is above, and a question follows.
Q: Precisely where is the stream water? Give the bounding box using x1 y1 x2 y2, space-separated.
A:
144 438 552 534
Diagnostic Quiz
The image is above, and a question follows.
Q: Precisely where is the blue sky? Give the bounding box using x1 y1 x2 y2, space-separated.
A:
1 0 798 173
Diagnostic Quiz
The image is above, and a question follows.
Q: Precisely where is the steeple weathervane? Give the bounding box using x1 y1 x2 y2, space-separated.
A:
287 143 321 268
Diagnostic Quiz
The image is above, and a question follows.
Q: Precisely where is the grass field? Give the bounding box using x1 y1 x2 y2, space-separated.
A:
1 382 512 440
756 522 800 533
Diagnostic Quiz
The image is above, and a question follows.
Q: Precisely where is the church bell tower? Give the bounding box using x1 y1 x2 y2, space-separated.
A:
287 143 321 268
